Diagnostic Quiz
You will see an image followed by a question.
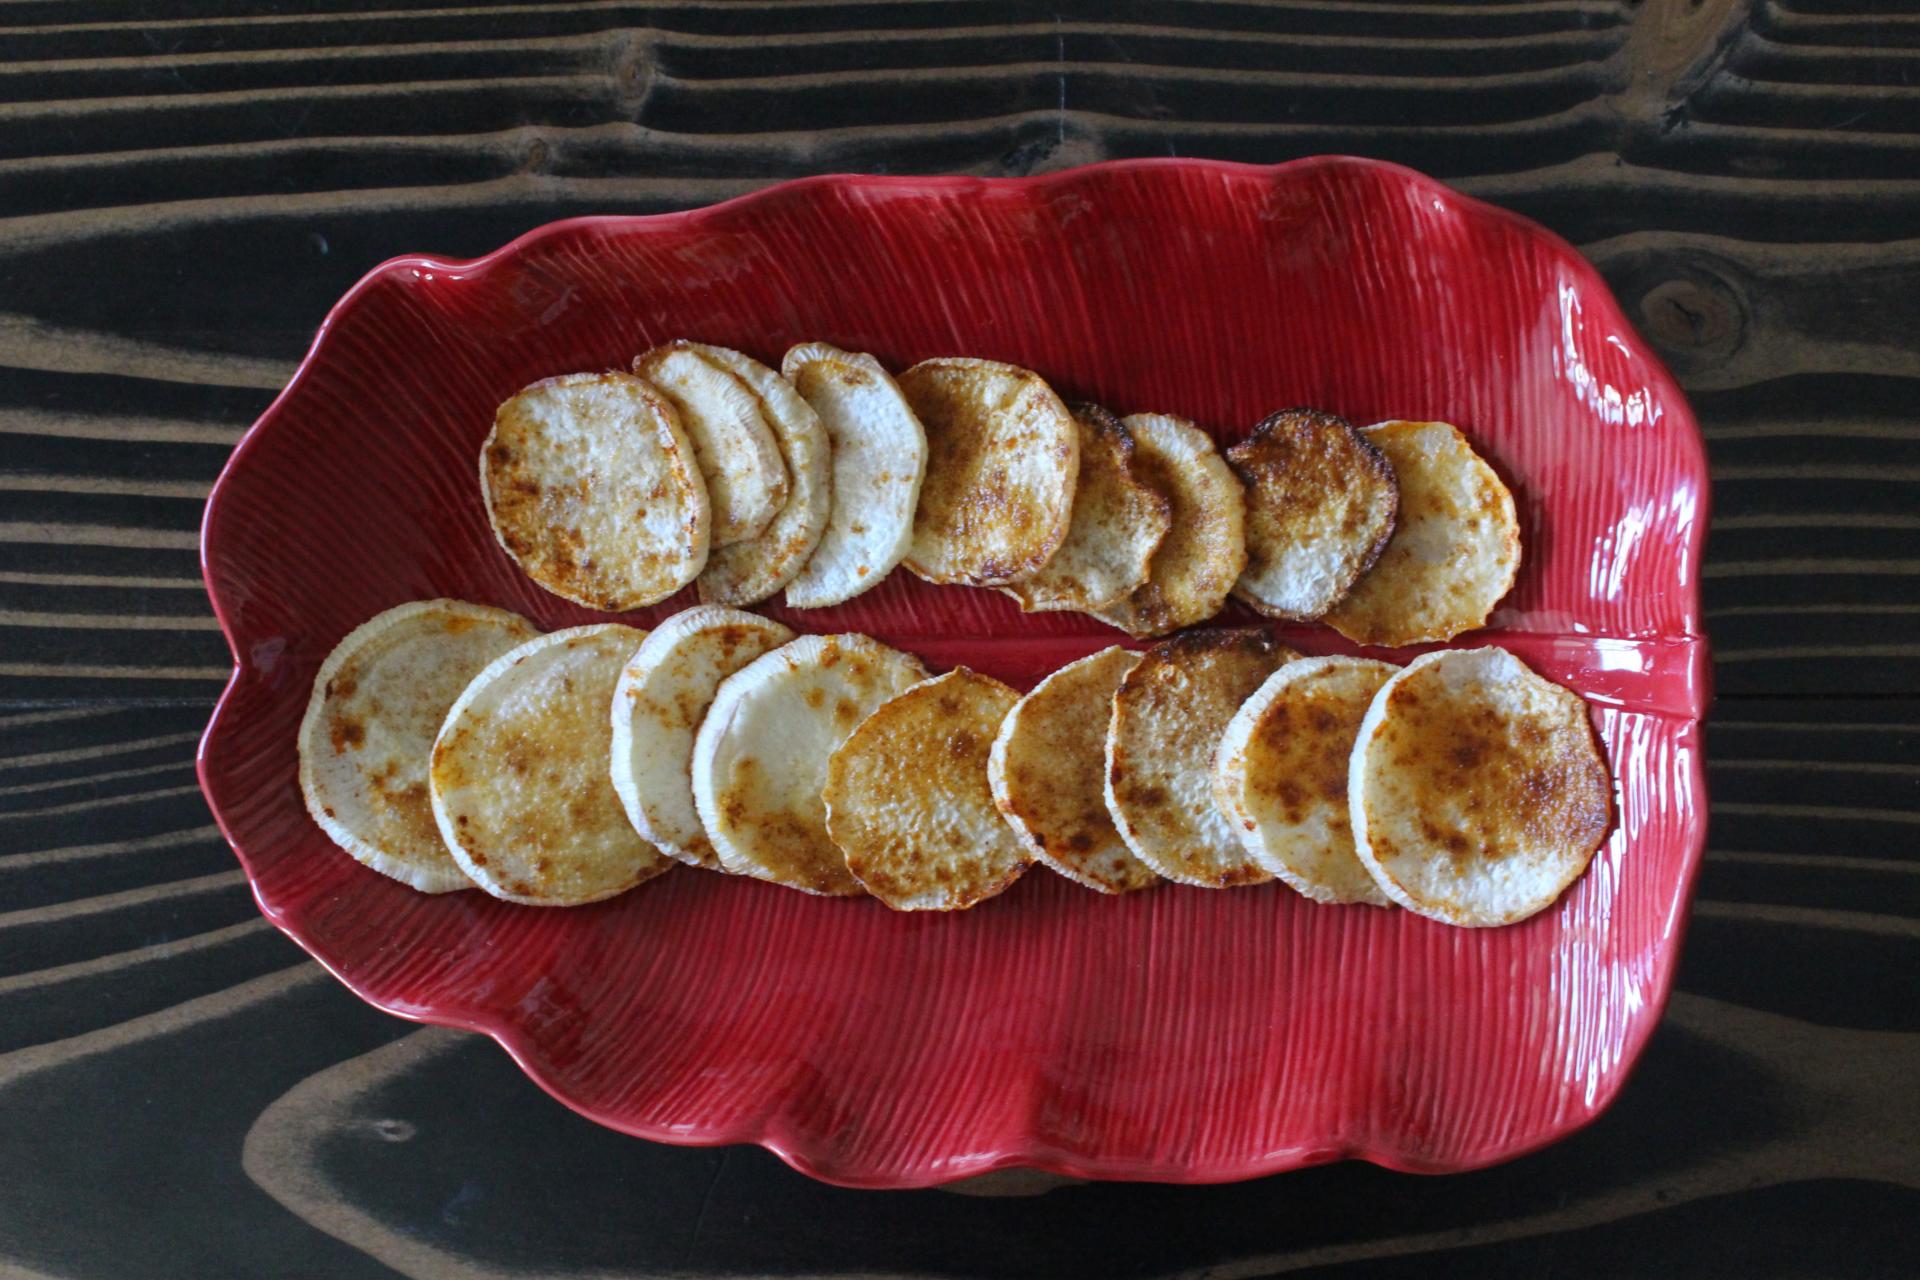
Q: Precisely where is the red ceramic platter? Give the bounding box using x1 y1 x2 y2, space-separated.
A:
199 157 1710 1188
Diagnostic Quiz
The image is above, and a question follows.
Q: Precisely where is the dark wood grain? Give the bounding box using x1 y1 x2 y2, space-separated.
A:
1 0 1915 1275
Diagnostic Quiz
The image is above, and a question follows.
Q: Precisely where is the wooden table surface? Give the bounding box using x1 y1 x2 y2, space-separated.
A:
3 1 1915 1276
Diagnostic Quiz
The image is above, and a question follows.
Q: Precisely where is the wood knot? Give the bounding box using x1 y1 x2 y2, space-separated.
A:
608 32 655 118
1636 269 1745 373
1620 0 1747 113
365 1118 416 1143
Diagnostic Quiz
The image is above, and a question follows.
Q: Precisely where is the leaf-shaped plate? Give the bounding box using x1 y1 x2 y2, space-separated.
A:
200 157 1710 1188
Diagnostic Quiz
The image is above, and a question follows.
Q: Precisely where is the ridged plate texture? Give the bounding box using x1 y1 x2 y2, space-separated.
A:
200 157 1710 1188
